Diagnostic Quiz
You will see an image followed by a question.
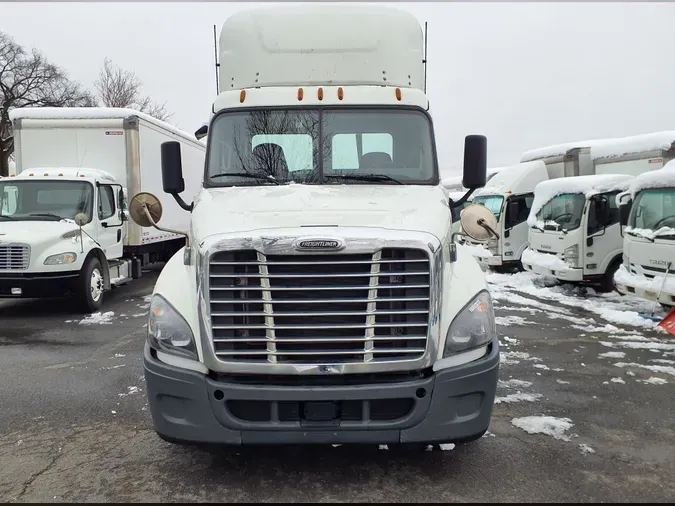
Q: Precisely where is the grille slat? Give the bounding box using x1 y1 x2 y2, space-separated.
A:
208 247 431 365
0 245 30 270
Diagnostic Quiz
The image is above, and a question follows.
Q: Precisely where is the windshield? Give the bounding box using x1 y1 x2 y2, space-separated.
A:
629 188 675 235
472 195 504 220
535 193 586 231
0 180 94 221
205 108 437 185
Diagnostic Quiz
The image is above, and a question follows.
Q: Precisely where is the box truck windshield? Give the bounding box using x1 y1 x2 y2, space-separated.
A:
628 188 675 234
206 108 436 185
534 193 586 232
472 195 504 220
0 180 94 222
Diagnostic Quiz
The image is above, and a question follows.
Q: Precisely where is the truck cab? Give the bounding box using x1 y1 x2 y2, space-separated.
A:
614 163 675 309
127 4 501 448
0 168 126 308
522 174 633 291
466 160 552 271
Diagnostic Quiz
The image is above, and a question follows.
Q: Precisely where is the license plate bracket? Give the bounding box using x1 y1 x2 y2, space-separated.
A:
302 401 338 422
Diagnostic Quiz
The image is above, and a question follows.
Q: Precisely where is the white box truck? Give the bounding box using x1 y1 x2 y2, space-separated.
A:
614 162 675 309
521 131 675 291
465 160 563 271
0 107 205 311
125 4 502 448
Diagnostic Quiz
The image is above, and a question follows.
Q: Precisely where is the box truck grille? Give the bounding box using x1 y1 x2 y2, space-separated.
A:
208 248 431 364
0 245 29 270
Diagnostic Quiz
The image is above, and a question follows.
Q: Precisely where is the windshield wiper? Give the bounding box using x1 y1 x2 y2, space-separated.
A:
28 213 64 220
324 174 403 185
625 229 655 243
211 172 281 185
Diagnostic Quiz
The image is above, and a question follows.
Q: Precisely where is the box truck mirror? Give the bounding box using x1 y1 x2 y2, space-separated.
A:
129 192 163 228
194 124 208 140
462 135 487 190
619 201 632 227
161 141 193 212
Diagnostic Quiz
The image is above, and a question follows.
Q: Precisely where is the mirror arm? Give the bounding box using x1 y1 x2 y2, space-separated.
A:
478 218 500 240
450 187 477 209
141 205 190 247
171 193 194 212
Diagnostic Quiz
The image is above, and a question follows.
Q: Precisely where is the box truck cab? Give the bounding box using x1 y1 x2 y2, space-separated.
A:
614 162 675 309
466 160 555 271
125 4 502 449
521 174 634 291
0 108 205 312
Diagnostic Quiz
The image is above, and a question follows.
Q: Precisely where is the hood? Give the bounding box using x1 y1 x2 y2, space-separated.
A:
0 219 79 244
191 184 452 243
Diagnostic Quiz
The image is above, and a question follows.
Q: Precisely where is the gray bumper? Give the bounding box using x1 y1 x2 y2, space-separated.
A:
143 338 500 446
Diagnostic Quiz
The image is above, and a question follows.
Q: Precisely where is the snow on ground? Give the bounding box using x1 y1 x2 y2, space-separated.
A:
496 315 531 326
599 351 626 359
511 416 574 442
495 392 543 404
487 271 663 331
78 311 115 325
498 379 533 389
579 444 596 454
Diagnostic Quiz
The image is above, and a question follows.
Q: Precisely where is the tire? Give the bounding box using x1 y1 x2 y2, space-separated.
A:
77 257 105 313
599 260 621 293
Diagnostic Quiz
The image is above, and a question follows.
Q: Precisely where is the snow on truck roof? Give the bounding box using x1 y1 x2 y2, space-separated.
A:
218 5 424 92
9 107 205 147
527 174 634 227
628 159 675 198
474 160 547 197
13 167 116 181
521 130 675 163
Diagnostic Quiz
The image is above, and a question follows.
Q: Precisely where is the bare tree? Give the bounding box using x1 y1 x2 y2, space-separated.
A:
94 58 173 123
0 31 95 176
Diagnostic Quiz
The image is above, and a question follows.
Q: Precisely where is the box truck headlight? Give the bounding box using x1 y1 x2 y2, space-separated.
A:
564 245 579 267
148 295 197 359
443 290 496 357
44 252 77 265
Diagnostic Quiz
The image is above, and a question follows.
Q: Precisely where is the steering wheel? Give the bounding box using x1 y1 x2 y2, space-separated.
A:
653 216 675 229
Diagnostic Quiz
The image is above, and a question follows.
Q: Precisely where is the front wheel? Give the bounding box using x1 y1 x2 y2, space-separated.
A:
77 257 104 313
599 261 621 293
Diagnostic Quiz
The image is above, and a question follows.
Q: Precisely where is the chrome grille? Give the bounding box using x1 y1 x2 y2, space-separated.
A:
208 248 431 364
0 244 29 270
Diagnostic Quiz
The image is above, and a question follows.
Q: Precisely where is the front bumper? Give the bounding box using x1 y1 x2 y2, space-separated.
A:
143 338 500 446
522 260 583 281
614 266 675 306
0 271 79 297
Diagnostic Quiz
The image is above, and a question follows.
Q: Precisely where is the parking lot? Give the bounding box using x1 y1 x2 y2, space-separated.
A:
1 266 674 503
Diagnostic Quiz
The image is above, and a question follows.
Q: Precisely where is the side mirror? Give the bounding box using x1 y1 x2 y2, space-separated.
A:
74 213 89 227
460 203 500 242
595 198 610 225
461 135 487 190
195 124 208 141
161 141 193 212
506 200 519 226
619 201 632 226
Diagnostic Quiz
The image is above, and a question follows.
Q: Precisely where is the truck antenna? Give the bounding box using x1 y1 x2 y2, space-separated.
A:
423 21 428 94
213 24 220 94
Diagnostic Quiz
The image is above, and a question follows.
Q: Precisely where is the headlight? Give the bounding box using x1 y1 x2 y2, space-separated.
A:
44 252 77 265
443 290 497 357
564 245 579 267
148 295 197 359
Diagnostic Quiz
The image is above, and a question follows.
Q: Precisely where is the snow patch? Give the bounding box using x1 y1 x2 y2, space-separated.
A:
458 243 493 259
610 377 626 384
556 379 570 385
641 377 668 385
522 248 570 272
496 315 530 326
533 364 550 370
498 379 533 389
495 393 543 404
579 444 596 454
511 415 574 442
600 341 675 351
439 443 456 451
614 362 675 376
78 311 115 325
599 351 626 359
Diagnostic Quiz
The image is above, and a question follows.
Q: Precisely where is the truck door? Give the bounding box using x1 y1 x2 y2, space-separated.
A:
584 191 621 277
504 193 534 261
96 184 124 259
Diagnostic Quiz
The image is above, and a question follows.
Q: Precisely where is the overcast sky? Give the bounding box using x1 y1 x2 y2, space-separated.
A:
4 1 675 176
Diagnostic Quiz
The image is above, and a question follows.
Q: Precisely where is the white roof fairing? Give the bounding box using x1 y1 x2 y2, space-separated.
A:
217 4 425 92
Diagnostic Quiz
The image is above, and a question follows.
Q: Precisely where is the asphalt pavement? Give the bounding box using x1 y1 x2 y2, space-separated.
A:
1 266 674 503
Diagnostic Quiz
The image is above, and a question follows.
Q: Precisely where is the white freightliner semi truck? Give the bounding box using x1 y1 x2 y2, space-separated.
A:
0 108 205 311
521 131 675 291
126 5 501 448
614 161 675 309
